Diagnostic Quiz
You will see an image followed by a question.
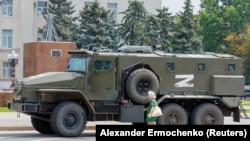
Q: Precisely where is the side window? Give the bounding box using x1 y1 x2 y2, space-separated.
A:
197 63 206 72
228 64 236 73
166 62 175 71
95 61 112 71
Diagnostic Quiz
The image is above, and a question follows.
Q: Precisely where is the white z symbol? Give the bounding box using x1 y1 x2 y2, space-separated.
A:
175 74 194 87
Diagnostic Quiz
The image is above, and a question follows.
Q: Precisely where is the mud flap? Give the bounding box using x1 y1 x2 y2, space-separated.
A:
233 110 240 122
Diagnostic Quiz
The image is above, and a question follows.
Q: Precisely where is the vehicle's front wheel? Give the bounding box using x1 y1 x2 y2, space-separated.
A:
50 101 87 137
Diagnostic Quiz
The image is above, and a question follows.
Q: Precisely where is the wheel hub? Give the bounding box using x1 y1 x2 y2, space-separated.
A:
168 114 178 124
64 113 77 127
137 79 150 93
202 114 215 125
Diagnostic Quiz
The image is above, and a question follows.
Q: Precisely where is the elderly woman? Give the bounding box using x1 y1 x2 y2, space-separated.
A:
145 90 157 125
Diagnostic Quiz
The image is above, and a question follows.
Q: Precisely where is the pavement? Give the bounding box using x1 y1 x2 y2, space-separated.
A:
0 112 131 131
0 112 250 131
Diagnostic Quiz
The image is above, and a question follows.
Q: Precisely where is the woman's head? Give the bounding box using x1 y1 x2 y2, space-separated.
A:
148 90 156 100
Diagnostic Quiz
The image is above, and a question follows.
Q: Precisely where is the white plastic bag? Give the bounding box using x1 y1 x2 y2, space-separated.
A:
150 106 163 117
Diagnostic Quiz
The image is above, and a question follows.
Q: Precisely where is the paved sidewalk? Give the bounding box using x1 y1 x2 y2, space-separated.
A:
0 112 250 131
0 112 131 131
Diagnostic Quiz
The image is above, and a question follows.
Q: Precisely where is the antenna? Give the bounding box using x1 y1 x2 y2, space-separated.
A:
41 13 60 41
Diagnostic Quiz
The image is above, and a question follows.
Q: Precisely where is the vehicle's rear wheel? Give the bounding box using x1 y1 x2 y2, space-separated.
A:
157 103 188 125
190 103 224 125
31 117 54 134
126 68 159 104
50 101 87 137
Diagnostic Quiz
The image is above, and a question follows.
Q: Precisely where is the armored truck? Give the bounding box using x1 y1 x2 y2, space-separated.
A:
8 46 245 137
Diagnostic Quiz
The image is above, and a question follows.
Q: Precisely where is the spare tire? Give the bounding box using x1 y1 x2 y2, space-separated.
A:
126 69 159 104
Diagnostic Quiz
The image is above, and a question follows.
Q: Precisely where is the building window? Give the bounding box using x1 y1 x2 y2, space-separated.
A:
108 3 117 20
2 62 11 78
37 1 47 18
51 49 62 57
37 32 43 41
2 0 13 16
2 30 13 49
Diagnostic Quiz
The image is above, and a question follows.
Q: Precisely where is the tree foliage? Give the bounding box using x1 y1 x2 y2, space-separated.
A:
155 7 175 52
241 27 250 84
172 0 202 54
76 0 119 50
107 12 120 51
225 25 250 84
224 32 243 56
41 0 77 41
144 15 160 47
118 0 149 45
198 0 250 53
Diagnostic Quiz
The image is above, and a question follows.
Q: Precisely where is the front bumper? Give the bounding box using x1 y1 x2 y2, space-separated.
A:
8 102 38 113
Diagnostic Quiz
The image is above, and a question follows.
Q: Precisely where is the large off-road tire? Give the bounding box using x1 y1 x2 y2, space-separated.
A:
31 117 54 134
50 102 87 137
126 68 159 104
157 103 188 125
190 103 224 125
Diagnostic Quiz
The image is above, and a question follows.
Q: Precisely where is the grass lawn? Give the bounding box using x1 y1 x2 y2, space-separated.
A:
241 99 250 105
0 107 14 112
241 99 250 113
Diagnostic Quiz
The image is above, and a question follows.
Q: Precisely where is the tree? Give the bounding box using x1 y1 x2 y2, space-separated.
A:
106 12 120 51
76 0 118 50
144 15 160 48
40 0 77 41
239 26 250 84
118 0 149 45
198 1 223 52
224 32 243 56
156 7 175 52
172 0 202 54
225 25 250 84
198 0 250 53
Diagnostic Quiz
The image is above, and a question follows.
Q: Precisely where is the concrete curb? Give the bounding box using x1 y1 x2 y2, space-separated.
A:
0 127 34 131
0 126 96 131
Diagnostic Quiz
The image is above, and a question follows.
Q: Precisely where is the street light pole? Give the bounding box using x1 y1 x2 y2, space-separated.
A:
8 50 19 89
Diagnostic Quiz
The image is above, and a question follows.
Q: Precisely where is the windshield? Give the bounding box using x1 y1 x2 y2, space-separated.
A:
66 57 87 72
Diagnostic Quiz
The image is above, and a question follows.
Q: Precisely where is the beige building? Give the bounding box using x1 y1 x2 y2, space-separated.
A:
0 0 165 89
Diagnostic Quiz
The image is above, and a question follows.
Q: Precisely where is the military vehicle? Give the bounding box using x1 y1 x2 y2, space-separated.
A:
8 46 245 137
